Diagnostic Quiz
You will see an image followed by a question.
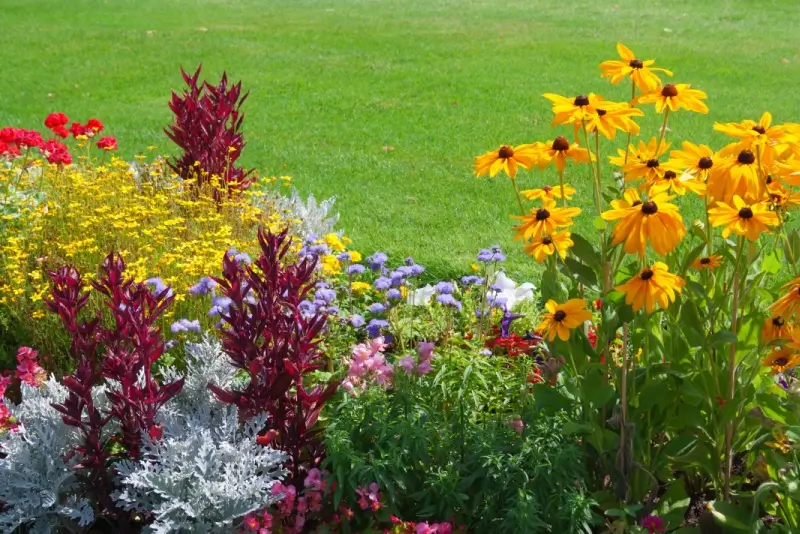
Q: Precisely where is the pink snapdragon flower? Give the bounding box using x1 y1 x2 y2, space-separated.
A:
16 347 46 387
346 338 393 390
356 482 382 511
399 341 437 377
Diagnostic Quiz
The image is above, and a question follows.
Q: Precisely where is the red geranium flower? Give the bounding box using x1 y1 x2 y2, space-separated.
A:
40 139 72 165
44 112 69 129
0 141 20 158
87 118 104 133
96 136 118 151
15 129 44 149
52 126 69 139
0 128 17 143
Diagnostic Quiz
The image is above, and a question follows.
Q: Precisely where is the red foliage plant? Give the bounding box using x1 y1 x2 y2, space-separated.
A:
208 229 339 486
46 253 183 524
165 65 255 199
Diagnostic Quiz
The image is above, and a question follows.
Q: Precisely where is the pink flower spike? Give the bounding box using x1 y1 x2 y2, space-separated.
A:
398 356 415 374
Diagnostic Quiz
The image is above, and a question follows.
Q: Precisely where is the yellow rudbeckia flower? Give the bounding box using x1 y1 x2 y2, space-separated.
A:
708 196 778 241
537 298 592 341
601 192 685 257
599 43 673 92
616 262 685 313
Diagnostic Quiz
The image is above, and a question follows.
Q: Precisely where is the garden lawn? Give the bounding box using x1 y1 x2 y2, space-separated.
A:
3 0 800 280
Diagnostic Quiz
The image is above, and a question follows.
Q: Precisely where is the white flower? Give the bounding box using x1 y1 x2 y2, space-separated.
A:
407 284 436 306
490 272 536 310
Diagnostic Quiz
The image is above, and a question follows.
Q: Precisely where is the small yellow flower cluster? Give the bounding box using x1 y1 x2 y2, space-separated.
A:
0 155 287 340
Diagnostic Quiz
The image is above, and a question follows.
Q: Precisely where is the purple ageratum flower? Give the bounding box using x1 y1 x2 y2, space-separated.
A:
386 288 402 301
336 252 351 262
390 271 406 287
477 245 506 263
234 252 252 265
164 340 178 351
367 252 388 271
170 318 201 334
347 264 365 275
409 264 425 276
395 266 413 277
326 305 340 315
298 300 318 317
461 275 484 286
209 296 232 317
145 277 171 296
374 277 392 290
315 288 337 305
188 276 217 296
487 293 508 309
368 303 386 314
367 319 389 338
404 257 415 266
349 314 365 328
316 281 330 289
434 281 454 295
436 294 462 311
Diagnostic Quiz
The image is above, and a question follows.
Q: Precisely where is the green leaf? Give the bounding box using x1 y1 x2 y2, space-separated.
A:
540 267 562 302
761 250 783 274
570 233 602 271
708 500 754 531
679 301 705 348
593 216 607 231
709 330 738 348
604 508 625 517
563 257 598 287
637 381 670 412
662 434 698 459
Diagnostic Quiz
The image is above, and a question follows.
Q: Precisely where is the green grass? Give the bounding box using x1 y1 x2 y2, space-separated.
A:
3 0 800 280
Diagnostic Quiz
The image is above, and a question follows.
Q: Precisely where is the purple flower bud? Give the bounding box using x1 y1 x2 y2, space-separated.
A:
461 275 484 286
349 314 365 327
404 257 415 266
315 288 337 305
435 294 462 311
367 319 389 338
434 281 454 294
374 277 392 290
347 264 365 275
367 252 388 271
368 303 386 314
386 289 402 300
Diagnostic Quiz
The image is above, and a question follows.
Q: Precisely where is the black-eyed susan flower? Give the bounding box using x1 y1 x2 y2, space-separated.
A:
512 197 581 241
536 136 592 173
601 192 686 257
691 254 723 271
637 83 709 114
762 315 794 343
520 184 576 201
615 262 685 313
474 143 541 179
609 187 642 210
670 141 715 182
714 112 792 159
524 229 573 263
762 348 800 376
765 431 794 454
599 43 673 92
542 94 597 127
770 278 800 319
609 137 670 183
767 181 800 212
648 168 706 197
775 156 800 186
537 298 592 341
585 95 644 140
708 196 778 241
707 147 766 204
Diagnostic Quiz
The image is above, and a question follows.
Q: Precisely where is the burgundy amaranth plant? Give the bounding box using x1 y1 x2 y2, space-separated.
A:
208 229 339 485
165 64 254 198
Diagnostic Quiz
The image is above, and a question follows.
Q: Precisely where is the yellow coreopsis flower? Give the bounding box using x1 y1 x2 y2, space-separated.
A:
708 196 778 241
524 230 573 263
637 83 709 114
616 262 685 313
512 197 581 241
762 348 800 376
542 93 597 126
351 281 372 294
520 184 576 201
474 144 541 179
536 136 592 173
599 43 673 92
762 315 794 343
601 192 685 257
670 141 715 182
537 298 592 341
690 254 723 271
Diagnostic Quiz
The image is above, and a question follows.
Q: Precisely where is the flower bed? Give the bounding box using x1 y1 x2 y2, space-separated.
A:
2 46 800 533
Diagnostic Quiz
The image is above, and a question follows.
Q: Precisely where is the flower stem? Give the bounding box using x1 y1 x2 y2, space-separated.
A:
510 178 526 215
705 192 713 256
623 81 637 165
656 109 670 158
723 236 744 500
557 169 567 208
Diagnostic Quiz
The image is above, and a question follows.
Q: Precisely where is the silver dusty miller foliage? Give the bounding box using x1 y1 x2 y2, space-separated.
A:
0 336 287 534
259 186 340 239
113 336 287 534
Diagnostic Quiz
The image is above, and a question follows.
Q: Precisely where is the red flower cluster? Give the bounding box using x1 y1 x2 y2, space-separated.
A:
484 327 539 357
0 128 44 156
69 118 104 138
96 136 118 151
44 112 70 138
41 139 72 165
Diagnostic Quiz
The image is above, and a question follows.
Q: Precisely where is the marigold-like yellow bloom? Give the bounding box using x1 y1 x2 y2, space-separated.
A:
762 316 794 344
599 43 673 92
542 93 597 127
762 348 800 376
691 255 723 271
536 136 592 173
537 298 592 341
520 184 576 201
708 196 778 241
524 230 573 263
670 141 715 182
474 144 541 179
601 192 685 257
350 281 372 293
616 262 685 313
512 197 581 241
637 83 708 114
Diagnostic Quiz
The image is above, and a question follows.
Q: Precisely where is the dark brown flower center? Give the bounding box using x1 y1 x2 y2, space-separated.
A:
553 310 567 322
632 200 643 207
773 316 786 327
573 95 590 107
641 201 658 214
664 170 677 180
629 59 644 69
552 136 570 152
535 208 551 221
775 357 789 367
661 84 679 97
738 150 756 165
597 108 608 117
766 175 774 184
640 269 655 281
738 207 754 219
646 158 660 168
753 125 767 135
498 145 514 159
698 156 713 169
700 257 711 265
542 236 553 245
543 185 552 193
